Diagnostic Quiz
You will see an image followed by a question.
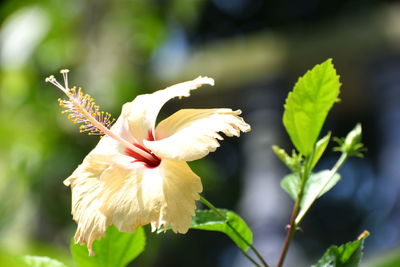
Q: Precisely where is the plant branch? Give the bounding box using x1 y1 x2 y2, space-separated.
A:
277 152 349 267
199 196 269 267
276 153 313 267
276 200 299 267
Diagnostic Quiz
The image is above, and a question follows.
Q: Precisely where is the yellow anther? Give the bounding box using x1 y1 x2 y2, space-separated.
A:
48 70 116 136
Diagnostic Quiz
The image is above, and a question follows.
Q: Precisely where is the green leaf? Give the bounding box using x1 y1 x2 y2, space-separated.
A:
313 231 370 267
283 59 341 156
280 172 302 201
310 132 331 169
19 256 68 267
281 170 341 224
190 209 253 251
296 170 341 224
71 226 146 267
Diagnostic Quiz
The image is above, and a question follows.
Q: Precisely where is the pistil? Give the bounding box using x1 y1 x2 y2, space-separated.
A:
125 143 161 168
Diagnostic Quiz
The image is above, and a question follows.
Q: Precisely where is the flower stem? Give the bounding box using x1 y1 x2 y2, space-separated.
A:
199 196 269 267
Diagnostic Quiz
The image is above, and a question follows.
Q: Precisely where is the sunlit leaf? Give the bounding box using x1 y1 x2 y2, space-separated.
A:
296 170 341 224
283 59 341 156
20 256 68 267
312 231 370 267
191 209 253 251
281 170 341 224
71 226 146 267
310 132 331 169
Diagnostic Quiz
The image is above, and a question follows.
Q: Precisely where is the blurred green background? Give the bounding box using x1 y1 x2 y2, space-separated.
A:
2 0 400 266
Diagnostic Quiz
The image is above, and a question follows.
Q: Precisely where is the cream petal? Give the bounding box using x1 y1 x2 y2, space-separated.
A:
98 158 202 234
65 153 111 255
63 116 134 254
64 118 132 187
63 111 135 184
120 77 214 145
143 109 251 161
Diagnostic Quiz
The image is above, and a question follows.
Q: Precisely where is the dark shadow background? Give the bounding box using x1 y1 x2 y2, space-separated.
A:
1 0 400 266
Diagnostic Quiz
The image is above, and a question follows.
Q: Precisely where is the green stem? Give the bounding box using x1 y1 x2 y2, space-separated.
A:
330 153 348 177
199 196 269 267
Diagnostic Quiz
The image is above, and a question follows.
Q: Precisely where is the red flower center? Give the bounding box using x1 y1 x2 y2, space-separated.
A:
124 131 161 168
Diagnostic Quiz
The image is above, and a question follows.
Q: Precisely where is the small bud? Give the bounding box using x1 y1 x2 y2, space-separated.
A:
272 145 302 172
333 123 366 157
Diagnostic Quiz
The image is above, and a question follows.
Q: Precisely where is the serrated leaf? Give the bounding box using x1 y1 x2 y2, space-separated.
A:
190 209 253 251
312 231 369 267
283 59 341 156
71 226 146 267
310 132 331 169
19 256 68 267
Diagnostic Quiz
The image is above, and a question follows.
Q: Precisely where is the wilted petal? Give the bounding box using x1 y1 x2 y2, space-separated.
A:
121 77 214 144
143 109 251 161
98 158 202 234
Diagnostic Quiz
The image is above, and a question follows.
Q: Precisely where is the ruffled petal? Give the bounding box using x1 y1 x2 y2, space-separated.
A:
64 117 133 187
98 158 202 234
64 116 134 255
65 153 110 256
143 109 251 161
120 77 214 145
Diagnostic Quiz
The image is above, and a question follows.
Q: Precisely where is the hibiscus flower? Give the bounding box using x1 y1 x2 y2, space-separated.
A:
46 70 251 255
